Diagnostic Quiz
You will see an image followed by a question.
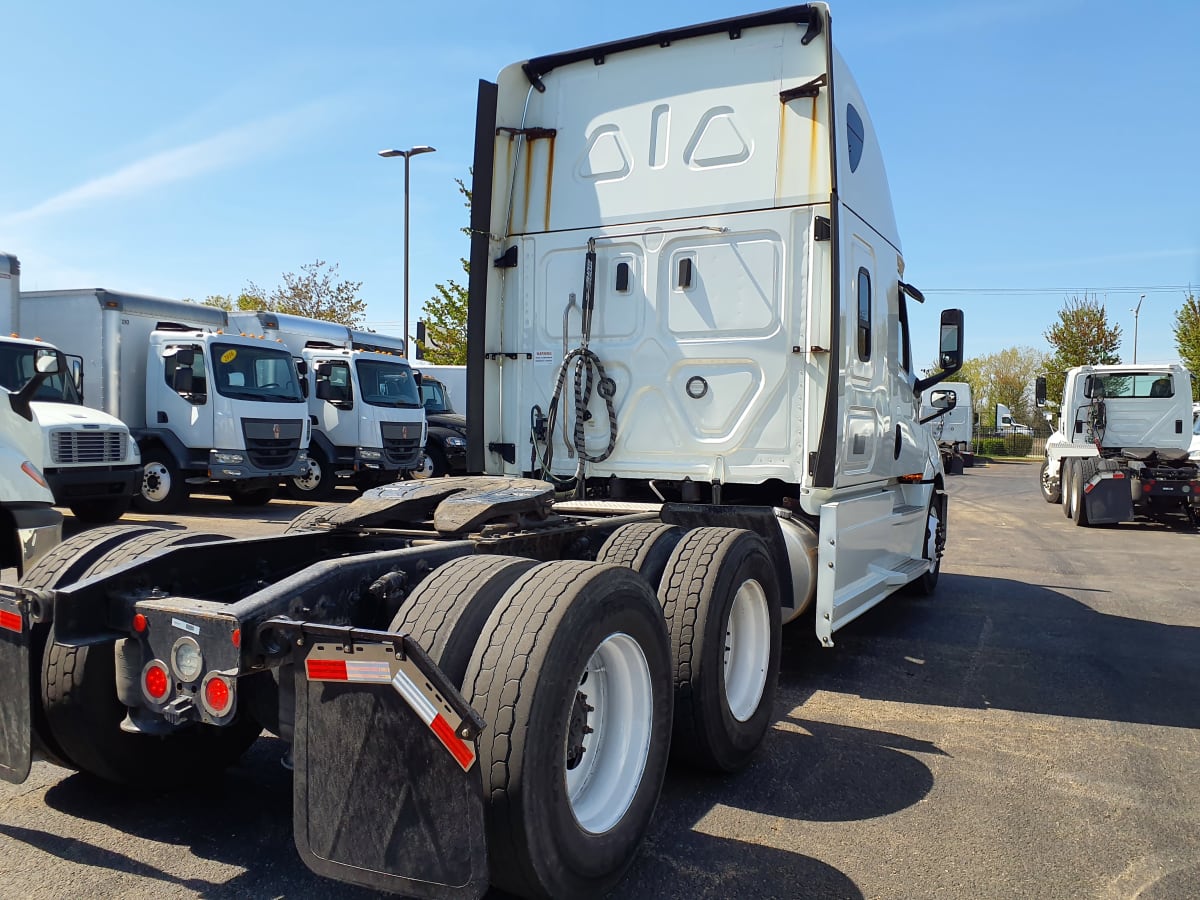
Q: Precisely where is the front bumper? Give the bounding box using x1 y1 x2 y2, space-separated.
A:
208 448 308 481
45 464 141 504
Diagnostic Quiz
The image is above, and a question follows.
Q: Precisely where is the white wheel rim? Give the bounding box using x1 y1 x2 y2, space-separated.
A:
564 632 654 835
295 459 323 491
723 578 770 722
410 455 435 480
143 462 172 503
926 508 940 558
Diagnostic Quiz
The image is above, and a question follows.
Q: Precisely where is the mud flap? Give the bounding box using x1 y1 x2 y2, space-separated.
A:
286 622 488 899
1083 475 1134 525
0 587 34 784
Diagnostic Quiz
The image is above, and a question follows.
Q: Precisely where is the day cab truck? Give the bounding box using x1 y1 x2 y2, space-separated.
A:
17 289 311 511
920 380 973 473
229 312 426 500
1036 363 1200 526
0 6 964 899
0 347 63 575
1 254 141 522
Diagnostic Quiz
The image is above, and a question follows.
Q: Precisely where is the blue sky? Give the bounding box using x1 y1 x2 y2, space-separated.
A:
2 1 1197 371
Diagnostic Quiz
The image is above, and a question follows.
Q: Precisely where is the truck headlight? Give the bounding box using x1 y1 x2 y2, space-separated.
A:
445 436 467 448
214 452 245 464
359 448 383 460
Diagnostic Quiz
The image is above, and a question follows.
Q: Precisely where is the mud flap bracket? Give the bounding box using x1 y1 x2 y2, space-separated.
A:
0 585 48 785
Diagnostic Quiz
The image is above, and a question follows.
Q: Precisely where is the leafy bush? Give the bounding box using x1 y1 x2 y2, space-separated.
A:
976 435 1033 457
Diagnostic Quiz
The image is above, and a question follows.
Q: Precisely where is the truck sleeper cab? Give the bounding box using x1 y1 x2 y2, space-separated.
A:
0 6 964 900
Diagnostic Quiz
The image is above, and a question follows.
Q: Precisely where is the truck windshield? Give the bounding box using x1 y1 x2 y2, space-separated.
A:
0 344 80 404
355 359 421 409
210 342 304 402
420 379 455 414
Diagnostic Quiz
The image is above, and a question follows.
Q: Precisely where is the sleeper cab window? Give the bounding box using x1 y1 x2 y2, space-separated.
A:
857 267 871 361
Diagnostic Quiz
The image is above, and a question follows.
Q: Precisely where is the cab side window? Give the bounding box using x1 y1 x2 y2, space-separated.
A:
856 267 872 361
162 345 206 404
316 361 353 405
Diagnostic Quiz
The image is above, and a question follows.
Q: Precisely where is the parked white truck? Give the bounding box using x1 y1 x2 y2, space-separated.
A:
17 290 310 511
0 348 63 575
921 380 974 473
1 254 141 522
230 312 426 500
1036 363 1200 526
0 6 964 899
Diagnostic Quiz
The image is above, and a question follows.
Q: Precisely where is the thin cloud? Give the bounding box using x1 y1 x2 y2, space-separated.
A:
0 101 333 228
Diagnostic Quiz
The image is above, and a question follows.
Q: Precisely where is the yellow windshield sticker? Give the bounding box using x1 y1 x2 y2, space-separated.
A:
220 349 238 364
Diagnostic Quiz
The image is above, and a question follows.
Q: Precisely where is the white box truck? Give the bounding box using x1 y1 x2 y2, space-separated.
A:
230 312 426 500
1 254 141 522
17 290 310 511
0 6 966 898
1036 363 1199 526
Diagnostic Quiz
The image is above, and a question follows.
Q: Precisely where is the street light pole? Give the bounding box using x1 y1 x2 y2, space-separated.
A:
1131 293 1145 364
378 145 436 357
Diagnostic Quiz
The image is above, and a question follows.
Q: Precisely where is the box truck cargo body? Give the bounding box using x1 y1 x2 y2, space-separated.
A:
18 290 310 511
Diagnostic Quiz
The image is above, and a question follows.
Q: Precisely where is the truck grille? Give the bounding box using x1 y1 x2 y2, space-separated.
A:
51 429 125 465
381 421 423 466
240 418 303 470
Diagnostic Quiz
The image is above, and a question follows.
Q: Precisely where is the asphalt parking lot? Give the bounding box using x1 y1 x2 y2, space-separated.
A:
0 463 1197 899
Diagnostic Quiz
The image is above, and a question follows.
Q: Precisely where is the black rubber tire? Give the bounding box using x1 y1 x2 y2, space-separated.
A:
595 522 684 590
67 497 132 524
286 452 338 502
134 451 189 514
462 560 672 899
228 485 276 507
1039 460 1062 504
76 530 229 581
1063 459 1077 519
657 527 781 773
283 504 341 533
1072 459 1094 527
389 555 538 686
907 494 945 597
41 624 261 787
20 524 161 769
410 445 447 480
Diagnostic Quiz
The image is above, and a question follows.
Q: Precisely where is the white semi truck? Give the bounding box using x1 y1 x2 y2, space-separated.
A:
0 348 63 575
0 6 964 898
17 290 310 511
1036 363 1200 526
921 380 974 473
1 255 141 522
230 312 426 500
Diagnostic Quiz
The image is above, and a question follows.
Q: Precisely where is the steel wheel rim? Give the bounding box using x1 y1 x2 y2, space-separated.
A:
564 632 654 834
724 578 770 722
294 459 323 492
410 455 435 480
142 462 172 503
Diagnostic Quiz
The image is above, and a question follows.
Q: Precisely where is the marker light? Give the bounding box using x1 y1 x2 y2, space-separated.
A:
132 613 148 634
142 661 170 703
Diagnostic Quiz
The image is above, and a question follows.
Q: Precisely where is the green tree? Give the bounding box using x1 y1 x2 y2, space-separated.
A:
1043 294 1122 405
418 177 471 364
1172 293 1200 400
964 346 1051 430
199 292 269 312
263 260 366 327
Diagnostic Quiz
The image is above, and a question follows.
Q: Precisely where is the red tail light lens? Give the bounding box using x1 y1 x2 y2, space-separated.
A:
202 673 234 717
142 661 170 703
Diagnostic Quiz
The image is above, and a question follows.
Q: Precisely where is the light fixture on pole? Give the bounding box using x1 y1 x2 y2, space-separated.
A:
378 145 436 357
1131 293 1145 364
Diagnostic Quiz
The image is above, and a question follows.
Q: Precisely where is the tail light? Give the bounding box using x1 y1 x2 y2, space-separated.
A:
201 673 234 718
142 660 170 704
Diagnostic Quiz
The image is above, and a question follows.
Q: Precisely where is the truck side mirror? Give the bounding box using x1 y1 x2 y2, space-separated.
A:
914 308 964 394
299 376 309 399
931 389 957 410
295 359 309 376
1035 376 1047 408
173 366 194 395
10 348 63 421
164 346 196 367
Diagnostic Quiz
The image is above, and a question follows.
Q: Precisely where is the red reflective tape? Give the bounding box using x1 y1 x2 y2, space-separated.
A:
306 658 348 681
430 713 475 771
0 609 21 633
1112 471 1125 479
